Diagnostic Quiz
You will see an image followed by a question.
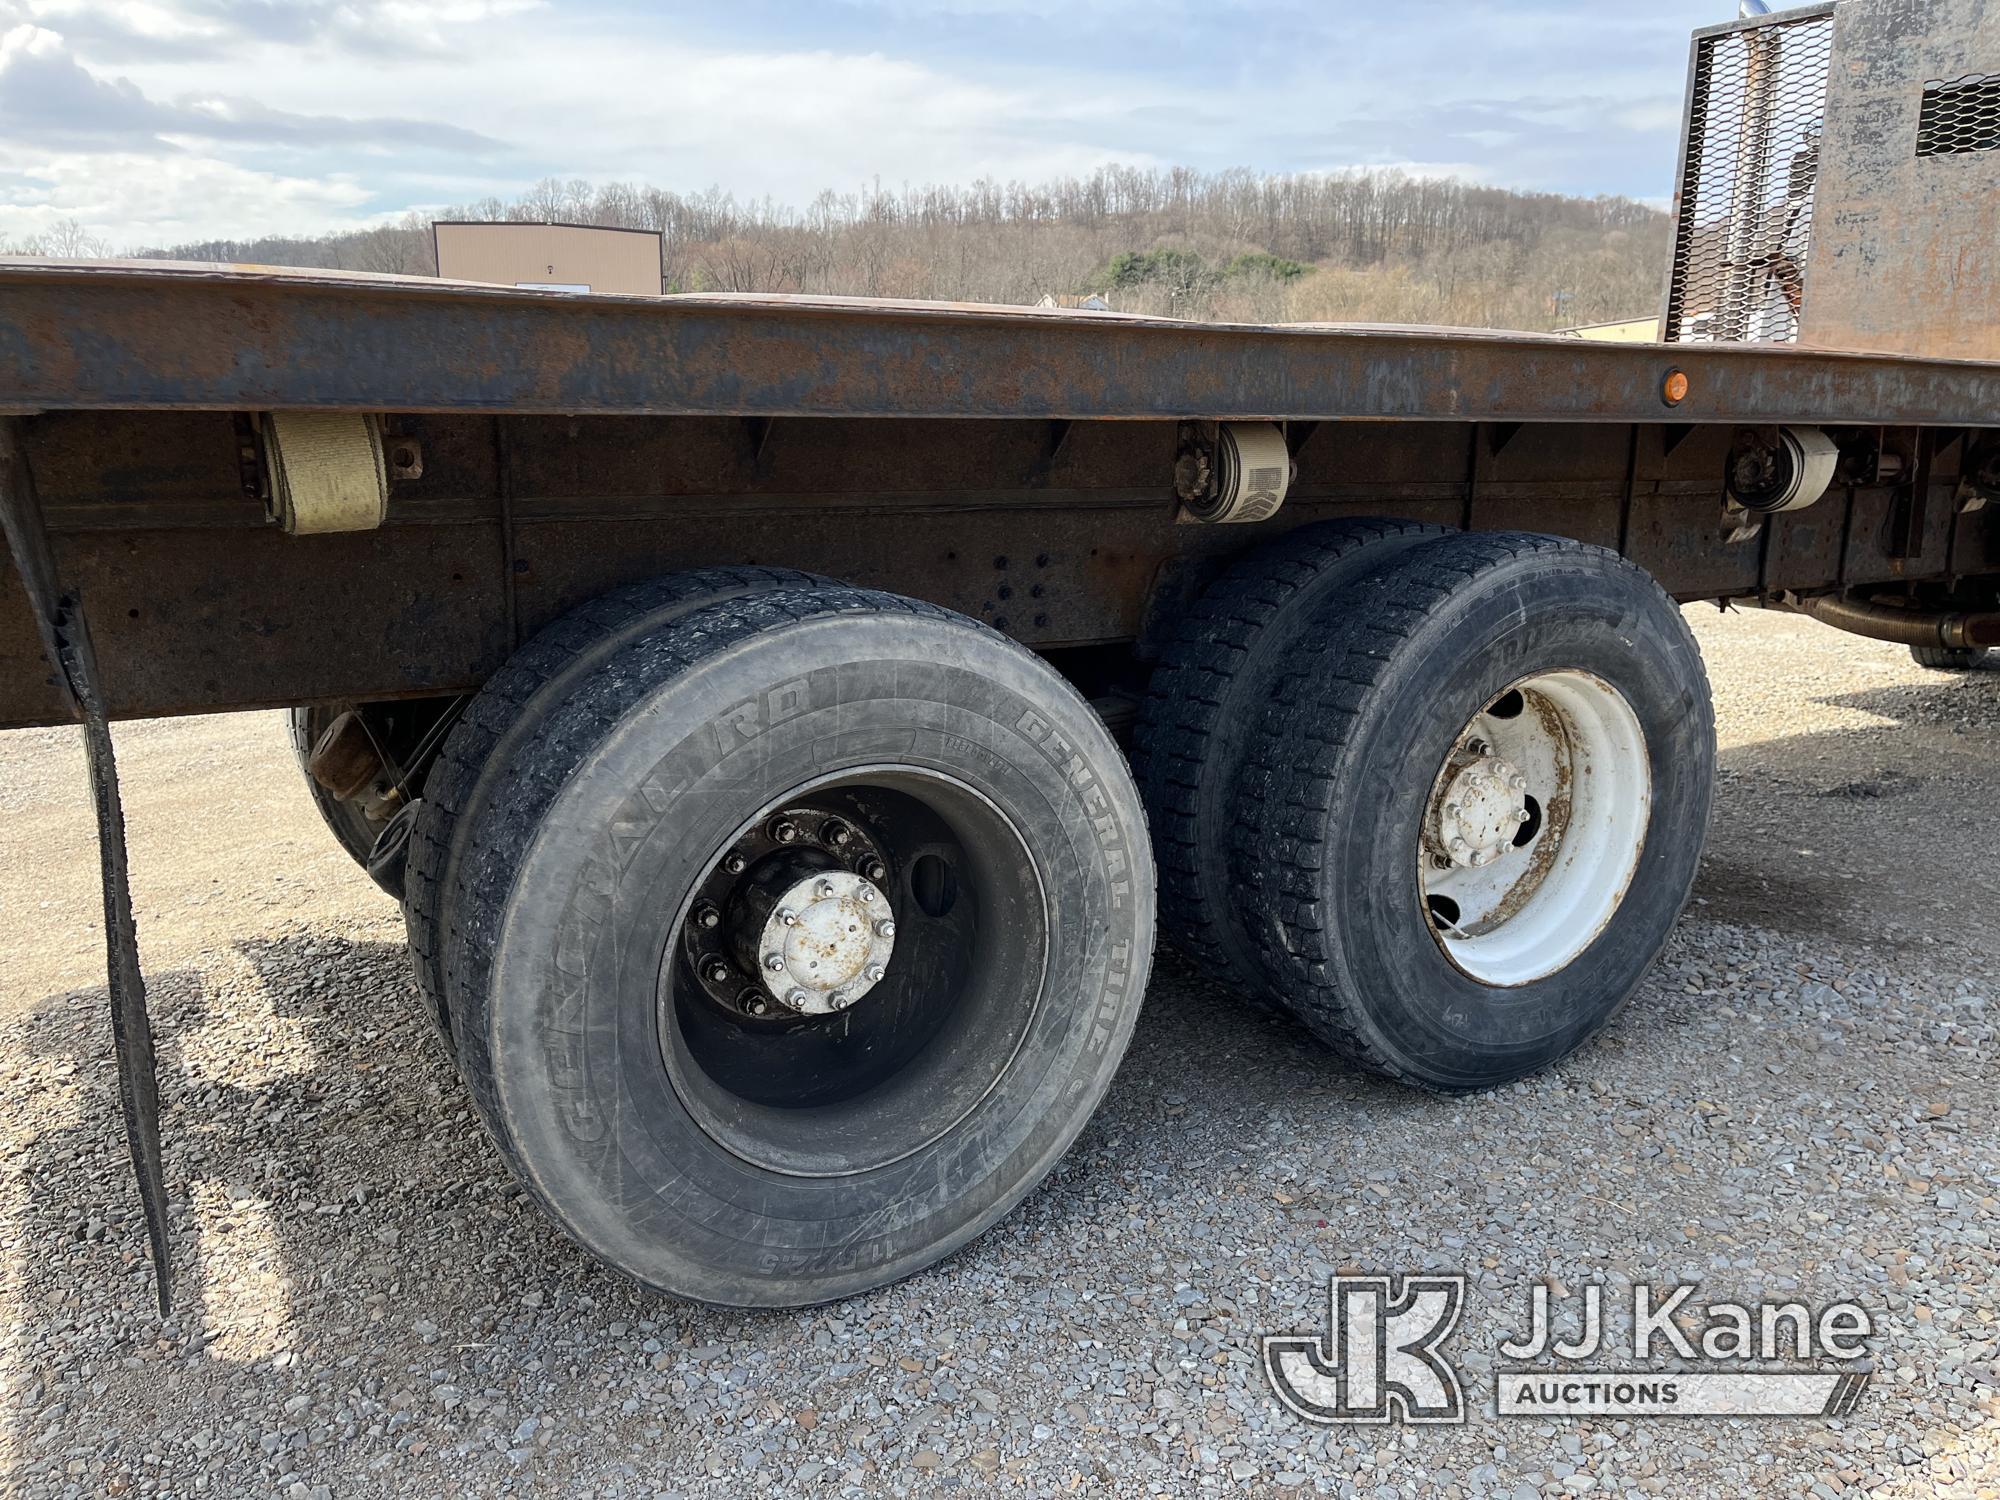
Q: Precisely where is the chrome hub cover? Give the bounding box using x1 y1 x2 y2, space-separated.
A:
1434 755 1529 869
755 869 896 1014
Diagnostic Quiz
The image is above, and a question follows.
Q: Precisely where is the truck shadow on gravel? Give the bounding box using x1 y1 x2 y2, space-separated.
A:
1695 681 2000 953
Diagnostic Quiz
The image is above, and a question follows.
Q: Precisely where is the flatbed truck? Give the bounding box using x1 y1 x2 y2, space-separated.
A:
3 0 1996 1309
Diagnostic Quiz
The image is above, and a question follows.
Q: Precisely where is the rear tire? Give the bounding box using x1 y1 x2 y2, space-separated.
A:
1233 532 1714 1092
1132 518 1445 995
1911 644 1990 671
440 585 1153 1305
403 566 827 1047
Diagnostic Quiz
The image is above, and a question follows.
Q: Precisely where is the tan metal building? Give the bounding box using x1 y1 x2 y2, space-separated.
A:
1558 317 1662 343
432 221 663 296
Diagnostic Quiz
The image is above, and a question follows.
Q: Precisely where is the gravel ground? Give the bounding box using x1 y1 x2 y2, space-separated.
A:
1 606 1996 1499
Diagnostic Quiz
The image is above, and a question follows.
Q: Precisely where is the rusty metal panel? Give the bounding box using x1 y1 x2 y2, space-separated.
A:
29 410 247 516
1291 422 1470 506
1800 0 2000 358
0 524 508 727
5 261 2000 428
0 565 64 724
1625 427 1749 595
511 505 1198 646
1763 500 1848 591
2 400 1996 728
496 415 1173 500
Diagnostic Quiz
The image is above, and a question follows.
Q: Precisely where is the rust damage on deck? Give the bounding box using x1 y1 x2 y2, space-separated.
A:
3 259 2000 424
0 260 1995 728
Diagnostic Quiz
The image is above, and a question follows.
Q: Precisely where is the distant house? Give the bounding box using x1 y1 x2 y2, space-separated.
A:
1036 293 1114 312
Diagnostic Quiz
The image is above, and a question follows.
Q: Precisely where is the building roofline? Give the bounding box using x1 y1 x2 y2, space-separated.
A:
430 220 664 239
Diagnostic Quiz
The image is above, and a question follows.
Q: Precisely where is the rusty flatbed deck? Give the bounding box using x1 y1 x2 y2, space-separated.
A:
6 259 2000 426
2 258 1997 731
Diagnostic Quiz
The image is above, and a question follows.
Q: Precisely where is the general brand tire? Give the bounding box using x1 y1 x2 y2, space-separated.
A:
1132 518 1445 995
440 586 1154 1306
1910 644 1990 671
1233 531 1714 1092
289 706 380 869
403 566 826 1048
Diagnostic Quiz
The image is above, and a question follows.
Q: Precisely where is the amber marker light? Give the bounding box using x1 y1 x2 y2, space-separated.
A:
1662 369 1690 407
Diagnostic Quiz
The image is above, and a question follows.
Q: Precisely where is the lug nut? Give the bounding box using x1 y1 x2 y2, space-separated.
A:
748 997 769 1016
764 952 787 973
772 819 799 844
823 820 851 847
815 879 836 899
1516 808 1532 823
860 858 887 881
705 960 731 983
694 903 720 929
786 988 810 1008
865 963 886 983
723 853 747 875
778 907 798 926
1444 802 1461 817
1449 837 1469 854
874 918 896 937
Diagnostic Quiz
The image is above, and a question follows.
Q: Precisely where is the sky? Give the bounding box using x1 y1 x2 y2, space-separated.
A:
0 0 1740 249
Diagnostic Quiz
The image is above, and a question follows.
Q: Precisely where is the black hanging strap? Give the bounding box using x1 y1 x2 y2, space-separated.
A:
0 418 171 1315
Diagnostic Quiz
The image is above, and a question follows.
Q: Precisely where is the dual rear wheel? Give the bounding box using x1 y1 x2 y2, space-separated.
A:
334 527 1711 1306
1138 526 1715 1092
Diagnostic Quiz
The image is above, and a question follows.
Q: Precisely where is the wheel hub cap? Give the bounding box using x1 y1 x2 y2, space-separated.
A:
1417 673 1652 987
681 804 897 1022
756 870 895 1015
1434 754 1528 868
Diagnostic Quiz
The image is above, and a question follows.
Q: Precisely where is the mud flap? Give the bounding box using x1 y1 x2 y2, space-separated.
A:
0 420 172 1314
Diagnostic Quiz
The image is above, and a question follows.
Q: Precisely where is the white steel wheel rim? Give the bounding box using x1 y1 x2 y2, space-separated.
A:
1417 670 1651 987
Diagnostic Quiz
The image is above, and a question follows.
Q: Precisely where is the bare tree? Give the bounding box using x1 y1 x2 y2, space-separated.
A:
136 165 1670 331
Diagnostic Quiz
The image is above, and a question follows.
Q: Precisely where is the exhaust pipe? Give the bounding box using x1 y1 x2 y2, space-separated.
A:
1780 592 2000 651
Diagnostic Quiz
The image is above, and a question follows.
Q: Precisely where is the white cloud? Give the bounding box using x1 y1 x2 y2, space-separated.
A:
10 0 224 46
0 0 1705 248
0 21 504 156
1614 100 1688 134
0 146 375 244
8 8 1182 244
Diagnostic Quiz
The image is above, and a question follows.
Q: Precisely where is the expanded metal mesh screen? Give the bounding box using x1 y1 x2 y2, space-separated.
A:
1916 73 2000 156
1663 9 1836 345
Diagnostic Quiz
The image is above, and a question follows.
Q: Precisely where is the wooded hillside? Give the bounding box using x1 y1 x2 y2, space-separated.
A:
130 167 1669 330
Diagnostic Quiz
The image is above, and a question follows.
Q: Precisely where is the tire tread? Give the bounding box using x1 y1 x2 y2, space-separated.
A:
1131 518 1445 991
403 566 826 1049
1230 530 1712 1088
